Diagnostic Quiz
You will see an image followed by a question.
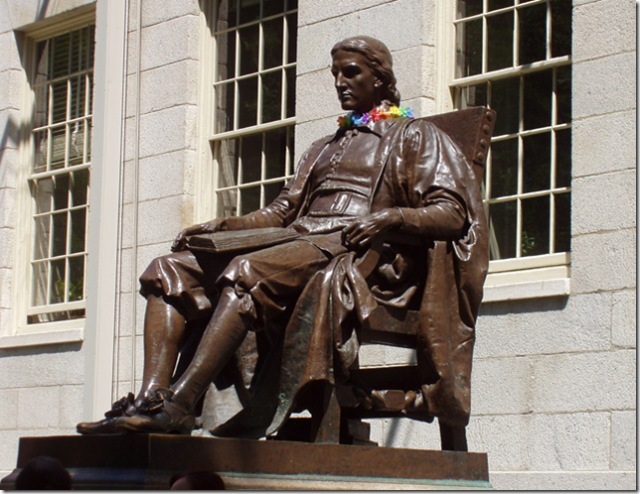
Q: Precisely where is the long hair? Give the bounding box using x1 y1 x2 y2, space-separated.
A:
331 36 401 106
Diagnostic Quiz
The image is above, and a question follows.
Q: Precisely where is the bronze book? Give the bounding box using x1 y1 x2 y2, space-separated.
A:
185 227 300 253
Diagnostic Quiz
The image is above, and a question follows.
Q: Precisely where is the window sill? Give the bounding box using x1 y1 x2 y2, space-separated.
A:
482 253 571 303
483 277 570 303
0 328 84 349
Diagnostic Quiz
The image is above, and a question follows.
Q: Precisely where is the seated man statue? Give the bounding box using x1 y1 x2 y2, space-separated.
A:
78 35 488 437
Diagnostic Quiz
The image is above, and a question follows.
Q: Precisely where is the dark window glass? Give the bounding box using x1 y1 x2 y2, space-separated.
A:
551 0 572 57
265 127 287 179
555 129 571 188
491 77 519 135
241 133 262 183
239 185 260 214
556 65 571 124
487 12 514 71
523 69 552 130
490 138 518 197
261 71 282 123
489 200 517 259
521 195 550 256
458 19 482 77
519 3 547 64
263 18 284 69
522 132 551 193
488 0 513 11
239 24 259 75
554 192 571 252
457 0 483 17
237 77 258 128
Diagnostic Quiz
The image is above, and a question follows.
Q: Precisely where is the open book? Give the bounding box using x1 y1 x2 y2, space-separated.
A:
185 227 300 254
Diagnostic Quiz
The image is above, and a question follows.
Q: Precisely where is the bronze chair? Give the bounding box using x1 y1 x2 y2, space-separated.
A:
302 106 496 451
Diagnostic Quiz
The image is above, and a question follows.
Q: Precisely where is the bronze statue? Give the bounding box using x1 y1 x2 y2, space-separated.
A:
77 36 488 439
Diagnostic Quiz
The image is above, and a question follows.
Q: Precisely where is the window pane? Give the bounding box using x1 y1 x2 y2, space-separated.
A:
33 217 50 261
51 82 68 124
34 177 53 214
217 189 237 217
523 69 552 130
51 125 66 169
457 0 483 18
519 2 547 65
239 185 260 214
487 12 514 71
555 128 571 188
216 138 239 189
215 31 236 81
554 192 571 253
263 0 286 17
556 65 571 124
53 174 69 210
68 120 86 166
491 77 519 135
238 76 258 128
241 134 262 184
215 81 235 132
286 66 296 117
521 195 550 256
265 127 287 179
31 261 48 306
490 138 518 197
50 258 66 304
264 181 284 204
261 71 282 123
522 132 551 193
239 24 259 75
70 209 86 253
33 130 48 172
68 255 85 301
71 169 89 206
488 0 513 11
459 83 487 109
263 18 283 70
286 12 298 63
488 200 517 260
551 0 572 58
52 212 68 257
457 19 482 77
239 0 260 24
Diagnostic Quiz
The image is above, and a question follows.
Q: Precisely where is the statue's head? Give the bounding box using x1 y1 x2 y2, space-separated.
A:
331 36 401 108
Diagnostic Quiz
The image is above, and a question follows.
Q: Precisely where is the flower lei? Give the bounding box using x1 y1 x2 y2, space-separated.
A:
337 105 414 129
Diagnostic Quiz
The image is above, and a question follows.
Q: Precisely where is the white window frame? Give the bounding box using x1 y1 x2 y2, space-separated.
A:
196 0 297 222
4 7 96 347
436 0 571 302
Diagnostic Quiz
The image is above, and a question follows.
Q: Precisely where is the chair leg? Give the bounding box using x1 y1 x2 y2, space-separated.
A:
310 384 341 444
439 421 468 452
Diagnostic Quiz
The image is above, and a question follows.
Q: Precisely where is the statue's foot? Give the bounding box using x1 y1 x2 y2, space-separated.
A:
76 392 137 435
115 389 195 434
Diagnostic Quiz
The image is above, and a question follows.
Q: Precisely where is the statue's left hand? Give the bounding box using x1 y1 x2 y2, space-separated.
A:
171 219 224 252
342 208 403 250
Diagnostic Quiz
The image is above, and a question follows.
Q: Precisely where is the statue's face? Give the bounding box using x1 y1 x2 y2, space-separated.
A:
331 49 381 114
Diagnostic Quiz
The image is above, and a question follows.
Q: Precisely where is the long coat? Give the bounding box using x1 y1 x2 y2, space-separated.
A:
212 115 488 437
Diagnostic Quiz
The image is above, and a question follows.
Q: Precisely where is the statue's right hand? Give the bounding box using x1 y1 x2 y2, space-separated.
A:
171 219 223 252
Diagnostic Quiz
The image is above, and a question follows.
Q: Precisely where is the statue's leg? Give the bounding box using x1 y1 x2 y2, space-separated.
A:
137 293 186 404
114 285 249 434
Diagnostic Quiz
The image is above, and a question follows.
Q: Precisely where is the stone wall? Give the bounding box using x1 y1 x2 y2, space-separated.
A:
0 0 635 489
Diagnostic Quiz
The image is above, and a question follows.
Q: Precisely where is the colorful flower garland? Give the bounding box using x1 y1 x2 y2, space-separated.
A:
337 105 414 129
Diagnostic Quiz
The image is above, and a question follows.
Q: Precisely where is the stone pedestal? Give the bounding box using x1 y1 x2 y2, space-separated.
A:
1 434 491 490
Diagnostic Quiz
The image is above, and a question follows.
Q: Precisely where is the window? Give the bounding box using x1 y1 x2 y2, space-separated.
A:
206 0 297 217
451 0 572 298
22 25 95 329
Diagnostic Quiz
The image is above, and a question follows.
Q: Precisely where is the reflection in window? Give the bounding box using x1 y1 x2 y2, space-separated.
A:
28 26 94 324
453 0 572 260
210 0 297 216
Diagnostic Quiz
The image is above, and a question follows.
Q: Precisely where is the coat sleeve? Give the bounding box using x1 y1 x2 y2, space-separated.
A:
388 120 473 241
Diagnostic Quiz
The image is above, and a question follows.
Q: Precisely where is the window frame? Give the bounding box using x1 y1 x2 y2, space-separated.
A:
436 0 572 302
196 0 298 222
4 7 96 346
